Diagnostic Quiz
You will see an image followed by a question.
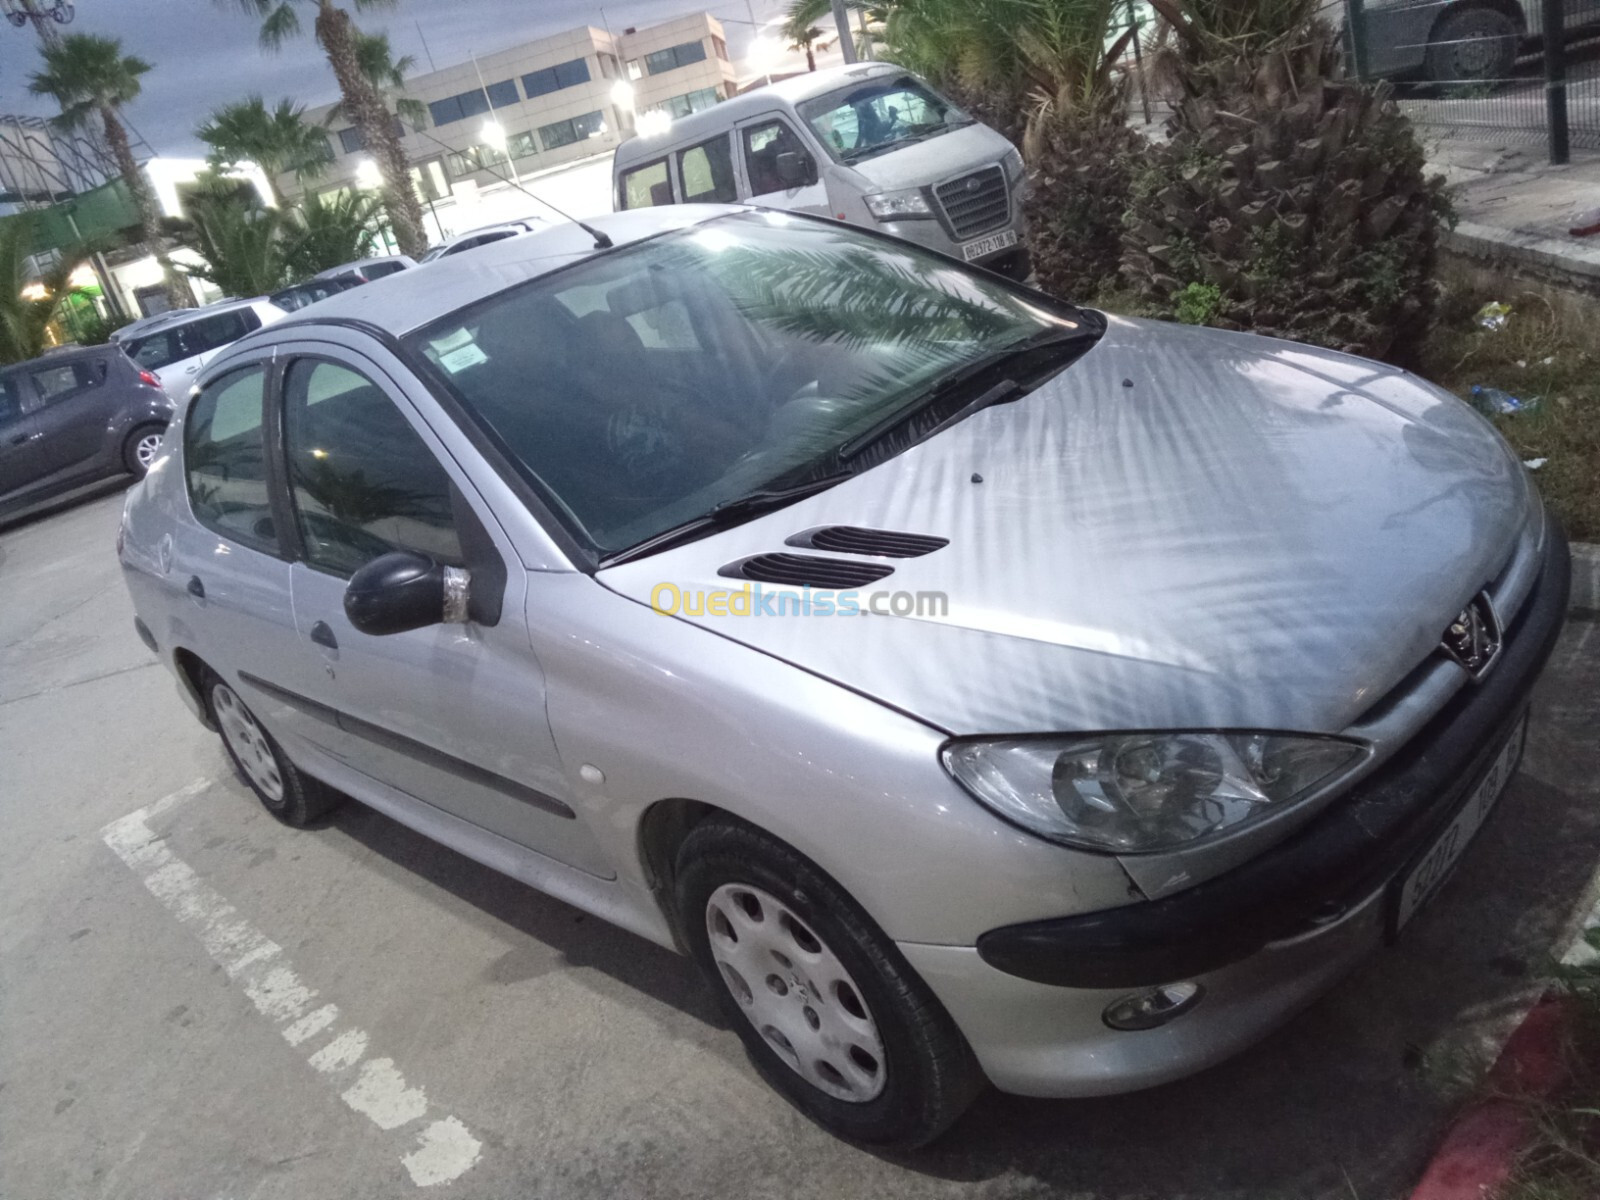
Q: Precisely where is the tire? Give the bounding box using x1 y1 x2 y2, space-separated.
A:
675 818 984 1147
202 668 339 827
122 423 167 476
1425 7 1518 83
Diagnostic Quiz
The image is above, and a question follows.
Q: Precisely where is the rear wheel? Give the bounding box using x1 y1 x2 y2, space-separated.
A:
122 423 167 476
203 669 338 826
1425 7 1518 83
675 818 983 1147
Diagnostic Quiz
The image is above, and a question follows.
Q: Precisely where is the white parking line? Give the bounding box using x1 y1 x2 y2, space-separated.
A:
101 779 483 1188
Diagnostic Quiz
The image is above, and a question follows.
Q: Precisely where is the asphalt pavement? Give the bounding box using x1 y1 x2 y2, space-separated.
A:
4 485 1599 1200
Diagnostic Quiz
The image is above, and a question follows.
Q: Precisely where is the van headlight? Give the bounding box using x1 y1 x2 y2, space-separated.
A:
1001 147 1024 182
864 188 933 220
943 732 1369 853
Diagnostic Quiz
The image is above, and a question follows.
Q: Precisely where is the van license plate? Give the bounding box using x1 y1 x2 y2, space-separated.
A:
960 230 1018 262
1392 716 1525 934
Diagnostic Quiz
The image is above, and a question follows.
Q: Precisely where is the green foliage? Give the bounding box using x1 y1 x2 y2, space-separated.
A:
328 31 427 131
1173 281 1221 324
0 215 92 365
197 96 331 195
25 33 150 132
227 0 399 52
1120 7 1451 360
285 189 382 277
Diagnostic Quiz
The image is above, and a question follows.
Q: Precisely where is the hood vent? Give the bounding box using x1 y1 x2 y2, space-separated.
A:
787 525 949 558
719 553 894 589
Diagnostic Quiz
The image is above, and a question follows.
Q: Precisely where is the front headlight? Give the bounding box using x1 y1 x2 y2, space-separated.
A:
863 188 933 220
943 732 1369 853
1001 146 1025 182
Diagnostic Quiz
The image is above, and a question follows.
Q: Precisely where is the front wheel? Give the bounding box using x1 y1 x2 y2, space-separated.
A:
675 818 983 1147
1425 7 1518 83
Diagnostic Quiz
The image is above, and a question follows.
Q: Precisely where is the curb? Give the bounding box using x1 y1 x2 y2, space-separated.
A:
1444 221 1600 293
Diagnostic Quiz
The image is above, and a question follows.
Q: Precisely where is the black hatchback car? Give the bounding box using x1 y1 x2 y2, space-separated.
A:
0 344 173 521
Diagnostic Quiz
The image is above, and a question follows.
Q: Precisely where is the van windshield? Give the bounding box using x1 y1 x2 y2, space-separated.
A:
797 75 971 165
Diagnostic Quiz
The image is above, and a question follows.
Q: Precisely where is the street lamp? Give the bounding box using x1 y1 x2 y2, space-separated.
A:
480 118 508 154
354 158 382 190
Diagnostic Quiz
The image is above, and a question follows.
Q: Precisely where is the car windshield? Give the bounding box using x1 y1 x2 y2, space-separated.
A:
405 212 1085 558
797 75 971 164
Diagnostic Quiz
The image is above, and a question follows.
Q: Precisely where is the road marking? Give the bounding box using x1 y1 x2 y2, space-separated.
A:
102 779 483 1187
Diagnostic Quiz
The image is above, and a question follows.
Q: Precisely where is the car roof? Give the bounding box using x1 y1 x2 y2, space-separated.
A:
614 62 901 164
0 342 119 375
262 207 731 340
311 255 416 279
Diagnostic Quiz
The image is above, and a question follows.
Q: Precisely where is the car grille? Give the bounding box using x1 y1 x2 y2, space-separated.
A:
934 166 1009 240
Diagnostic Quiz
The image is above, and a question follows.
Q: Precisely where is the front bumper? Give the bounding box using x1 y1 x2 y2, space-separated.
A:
905 520 1570 1097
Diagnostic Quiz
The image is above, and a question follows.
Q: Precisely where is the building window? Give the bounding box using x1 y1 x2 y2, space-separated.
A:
337 127 364 155
428 81 517 127
598 52 620 79
445 145 492 176
643 40 708 75
410 159 449 201
711 35 728 61
507 131 539 159
522 57 591 98
536 110 607 150
626 58 643 80
649 87 722 120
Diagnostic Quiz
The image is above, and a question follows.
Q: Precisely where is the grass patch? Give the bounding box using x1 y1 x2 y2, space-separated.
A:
1504 934 1600 1199
1418 286 1600 542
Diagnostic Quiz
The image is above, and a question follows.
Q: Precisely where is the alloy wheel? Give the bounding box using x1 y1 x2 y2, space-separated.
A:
705 883 887 1102
213 682 284 802
134 431 163 470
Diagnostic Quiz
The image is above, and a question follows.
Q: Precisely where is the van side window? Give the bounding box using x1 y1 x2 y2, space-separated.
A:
742 120 809 197
619 159 672 209
677 136 737 204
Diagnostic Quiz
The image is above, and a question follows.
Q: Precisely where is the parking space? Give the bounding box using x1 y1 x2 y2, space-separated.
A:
4 488 1600 1199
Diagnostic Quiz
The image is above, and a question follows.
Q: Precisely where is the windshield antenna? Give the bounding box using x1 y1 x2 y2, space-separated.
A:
409 127 613 249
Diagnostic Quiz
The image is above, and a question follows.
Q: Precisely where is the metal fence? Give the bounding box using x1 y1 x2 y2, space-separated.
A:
1346 0 1600 161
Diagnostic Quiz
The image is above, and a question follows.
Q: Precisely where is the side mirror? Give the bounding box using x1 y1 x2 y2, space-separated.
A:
775 151 814 188
344 550 471 636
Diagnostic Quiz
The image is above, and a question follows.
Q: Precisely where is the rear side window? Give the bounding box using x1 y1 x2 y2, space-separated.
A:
0 376 22 427
619 159 672 210
25 361 95 408
127 328 186 371
282 359 462 576
677 137 737 204
187 309 259 356
184 367 279 554
364 261 405 278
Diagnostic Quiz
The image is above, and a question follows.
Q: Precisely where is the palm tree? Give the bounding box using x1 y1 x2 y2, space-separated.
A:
328 31 427 132
196 96 332 206
782 16 825 71
28 34 192 311
0 214 91 365
228 0 426 258
284 189 384 277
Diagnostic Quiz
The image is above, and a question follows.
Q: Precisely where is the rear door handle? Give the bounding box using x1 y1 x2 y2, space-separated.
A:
186 575 205 599
309 621 338 650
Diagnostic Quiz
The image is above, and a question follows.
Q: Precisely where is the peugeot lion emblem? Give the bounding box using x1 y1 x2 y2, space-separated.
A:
1440 592 1501 679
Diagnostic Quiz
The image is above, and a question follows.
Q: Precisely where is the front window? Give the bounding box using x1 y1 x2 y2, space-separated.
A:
797 75 971 165
406 213 1084 557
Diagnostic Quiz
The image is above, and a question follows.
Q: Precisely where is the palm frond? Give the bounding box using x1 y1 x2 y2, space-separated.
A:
259 2 302 50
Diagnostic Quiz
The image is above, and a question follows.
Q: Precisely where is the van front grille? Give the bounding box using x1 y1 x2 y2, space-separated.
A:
934 166 1009 239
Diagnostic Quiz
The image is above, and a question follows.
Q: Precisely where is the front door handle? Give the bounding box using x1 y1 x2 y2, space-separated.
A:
309 620 338 650
186 575 205 600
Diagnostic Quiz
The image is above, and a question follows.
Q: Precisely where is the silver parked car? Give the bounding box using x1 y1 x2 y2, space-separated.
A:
120 297 287 403
118 207 1569 1147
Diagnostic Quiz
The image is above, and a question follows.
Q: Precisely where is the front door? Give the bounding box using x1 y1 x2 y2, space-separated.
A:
737 116 829 214
268 349 611 878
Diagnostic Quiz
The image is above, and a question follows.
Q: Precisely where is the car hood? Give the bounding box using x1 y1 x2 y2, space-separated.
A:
845 121 1015 192
598 316 1530 736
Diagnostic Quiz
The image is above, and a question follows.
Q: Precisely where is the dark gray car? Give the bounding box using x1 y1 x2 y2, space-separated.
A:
0 344 173 520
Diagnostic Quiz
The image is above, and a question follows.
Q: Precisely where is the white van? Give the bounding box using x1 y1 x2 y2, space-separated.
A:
612 63 1030 279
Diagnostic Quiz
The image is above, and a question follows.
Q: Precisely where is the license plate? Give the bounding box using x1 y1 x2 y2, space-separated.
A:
1392 717 1526 933
960 229 1019 262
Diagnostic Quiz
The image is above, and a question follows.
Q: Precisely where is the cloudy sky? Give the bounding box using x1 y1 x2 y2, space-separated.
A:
1 0 789 157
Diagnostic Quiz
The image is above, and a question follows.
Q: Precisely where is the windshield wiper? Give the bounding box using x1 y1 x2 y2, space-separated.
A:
837 326 1090 463
600 473 853 567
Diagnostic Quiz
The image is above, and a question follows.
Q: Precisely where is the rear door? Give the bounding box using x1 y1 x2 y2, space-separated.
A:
264 344 610 877
20 356 114 482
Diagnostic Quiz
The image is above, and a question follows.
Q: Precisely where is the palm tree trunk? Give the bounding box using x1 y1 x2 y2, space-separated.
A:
315 3 426 258
102 105 191 311
17 0 62 47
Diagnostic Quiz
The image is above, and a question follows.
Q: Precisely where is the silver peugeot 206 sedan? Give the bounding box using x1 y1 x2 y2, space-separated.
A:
119 205 1570 1147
